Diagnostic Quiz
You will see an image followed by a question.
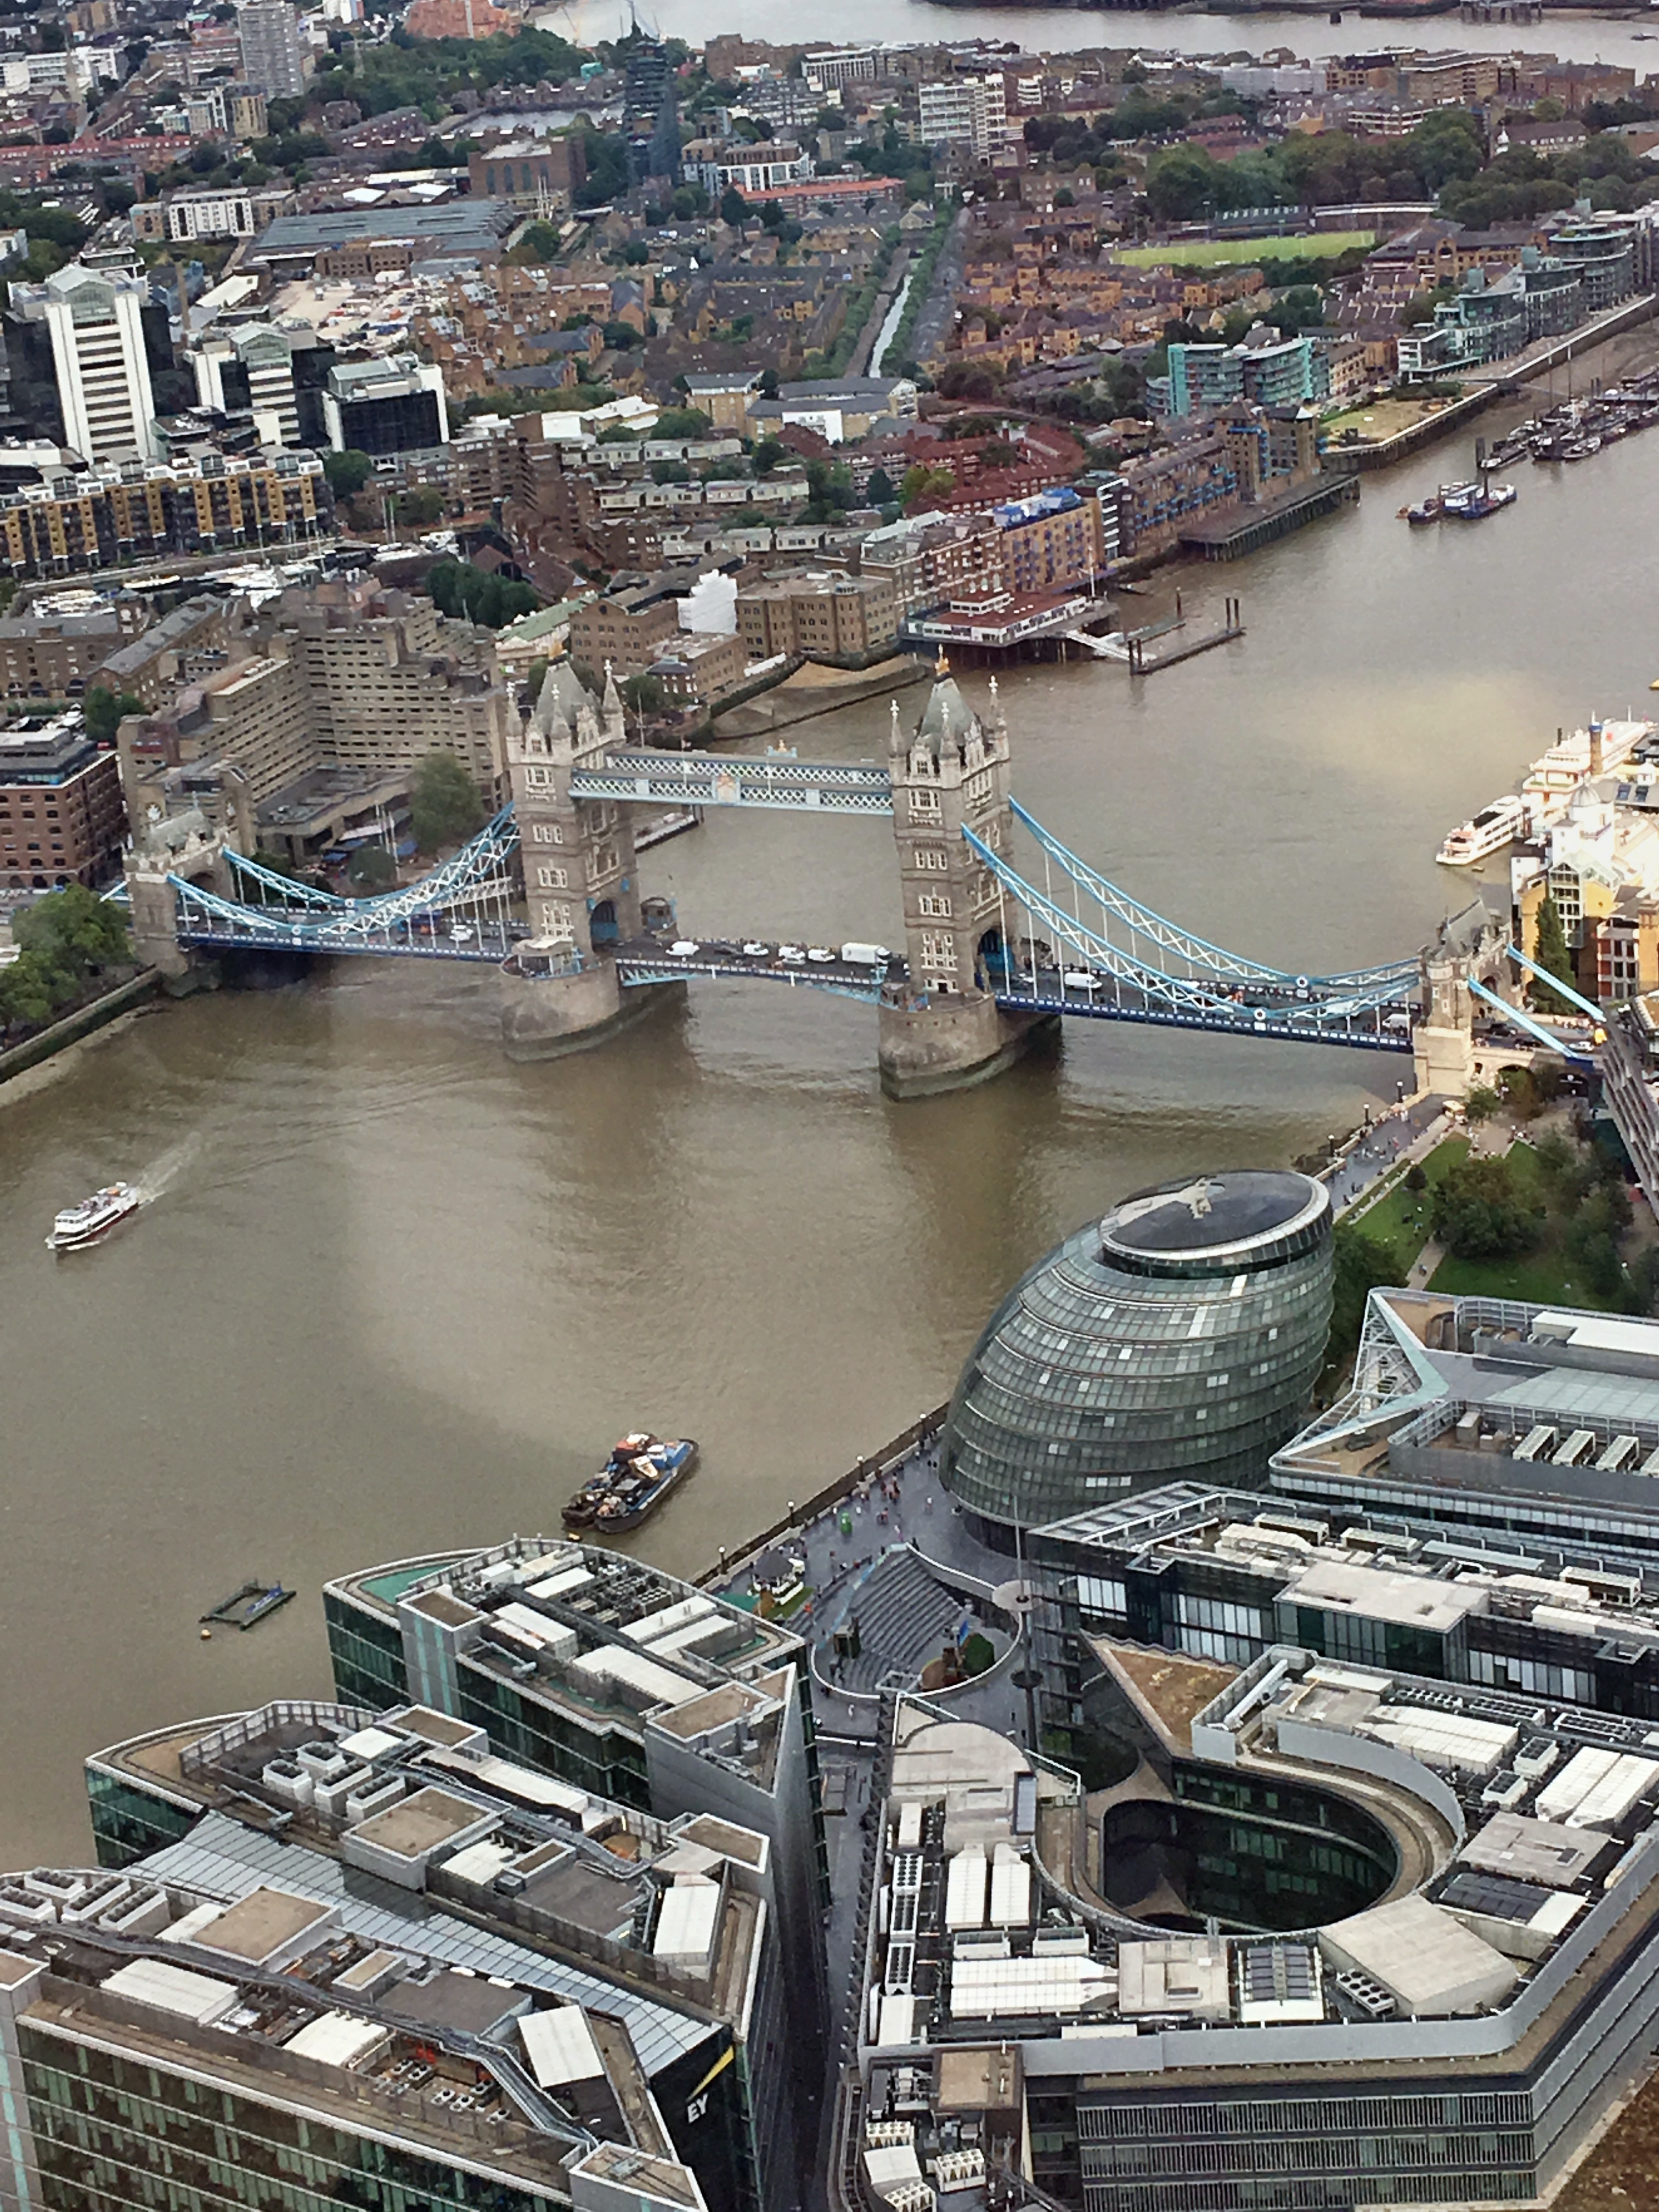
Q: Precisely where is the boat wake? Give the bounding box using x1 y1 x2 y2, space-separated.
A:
131 1133 201 1206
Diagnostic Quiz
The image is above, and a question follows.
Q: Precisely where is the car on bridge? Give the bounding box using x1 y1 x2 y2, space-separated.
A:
807 947 835 963
742 941 769 958
669 940 700 956
778 945 806 964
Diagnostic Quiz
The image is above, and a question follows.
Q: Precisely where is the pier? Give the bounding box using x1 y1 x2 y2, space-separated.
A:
1127 596 1245 674
1178 474 1361 558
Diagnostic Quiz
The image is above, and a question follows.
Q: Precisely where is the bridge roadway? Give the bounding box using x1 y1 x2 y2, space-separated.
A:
569 749 893 814
613 938 1418 1049
176 914 518 963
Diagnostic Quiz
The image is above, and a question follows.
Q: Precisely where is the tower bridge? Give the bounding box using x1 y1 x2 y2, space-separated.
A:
124 659 1514 1099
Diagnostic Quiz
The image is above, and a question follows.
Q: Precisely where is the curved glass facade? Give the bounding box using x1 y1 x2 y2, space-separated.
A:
941 1171 1333 1530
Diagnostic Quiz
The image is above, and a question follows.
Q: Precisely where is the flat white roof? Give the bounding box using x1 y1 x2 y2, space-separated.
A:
103 1957 239 2026
1288 1556 1487 1634
1321 1894 1519 2015
569 1644 699 1708
283 2010 388 2069
1533 1311 1659 1358
949 1954 1115 2020
653 1879 720 1966
338 1725 405 1764
520 2004 606 2087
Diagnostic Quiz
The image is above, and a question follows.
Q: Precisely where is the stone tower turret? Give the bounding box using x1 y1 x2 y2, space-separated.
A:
877 660 1056 1097
505 662 640 956
885 659 1013 996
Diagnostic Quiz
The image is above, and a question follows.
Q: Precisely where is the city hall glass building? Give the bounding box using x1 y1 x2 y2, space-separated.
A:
941 1171 1334 1533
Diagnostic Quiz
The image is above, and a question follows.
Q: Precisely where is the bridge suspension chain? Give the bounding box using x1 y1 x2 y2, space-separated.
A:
1008 801 1419 993
966 826 1410 1040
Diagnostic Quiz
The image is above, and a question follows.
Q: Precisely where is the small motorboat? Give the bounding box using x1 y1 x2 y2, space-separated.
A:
47 1182 140 1250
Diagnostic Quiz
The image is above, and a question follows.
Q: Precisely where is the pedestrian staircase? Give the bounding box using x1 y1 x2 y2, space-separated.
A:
837 1548 966 1695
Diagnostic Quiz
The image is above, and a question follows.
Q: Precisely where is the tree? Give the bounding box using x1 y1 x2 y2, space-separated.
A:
898 462 956 512
1464 1083 1500 1125
1431 1155 1542 1261
1326 1223 1400 1376
1531 892 1578 1013
323 448 374 501
1053 184 1074 207
347 842 398 890
620 673 665 716
866 466 896 506
653 406 712 438
719 184 748 226
82 687 144 743
425 557 539 629
409 749 486 854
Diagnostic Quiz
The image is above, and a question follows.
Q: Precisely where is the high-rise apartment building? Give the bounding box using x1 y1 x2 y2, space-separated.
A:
5 264 159 466
917 75 1008 160
235 0 307 99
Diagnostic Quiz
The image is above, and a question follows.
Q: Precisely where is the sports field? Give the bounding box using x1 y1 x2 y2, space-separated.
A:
1113 232 1375 268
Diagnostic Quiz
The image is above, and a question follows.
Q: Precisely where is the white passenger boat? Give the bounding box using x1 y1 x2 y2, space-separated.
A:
1436 795 1528 867
47 1182 140 1250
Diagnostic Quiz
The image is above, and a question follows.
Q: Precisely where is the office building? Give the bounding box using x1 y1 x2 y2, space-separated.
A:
1272 1285 1659 1551
322 353 449 455
0 707 126 891
917 76 1008 161
320 1535 831 2208
940 1171 1334 1538
840 1666 1659 2212
193 322 302 447
76 1684 816 2212
5 264 160 466
235 0 307 99
117 578 512 844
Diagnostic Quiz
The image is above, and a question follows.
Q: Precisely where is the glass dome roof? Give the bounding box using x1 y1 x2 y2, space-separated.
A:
940 1172 1334 1531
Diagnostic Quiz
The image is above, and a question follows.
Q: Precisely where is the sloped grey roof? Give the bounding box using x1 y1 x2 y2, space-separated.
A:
915 673 977 757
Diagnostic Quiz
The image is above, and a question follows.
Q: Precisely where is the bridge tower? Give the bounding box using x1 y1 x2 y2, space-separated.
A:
500 663 681 1060
878 662 1058 1098
125 809 235 986
507 661 642 956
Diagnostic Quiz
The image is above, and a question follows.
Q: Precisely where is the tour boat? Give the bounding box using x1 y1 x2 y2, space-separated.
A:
47 1182 140 1250
563 1434 699 1533
1436 796 1529 867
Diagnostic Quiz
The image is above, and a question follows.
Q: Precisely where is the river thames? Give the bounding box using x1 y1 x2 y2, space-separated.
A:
6 354 1659 1862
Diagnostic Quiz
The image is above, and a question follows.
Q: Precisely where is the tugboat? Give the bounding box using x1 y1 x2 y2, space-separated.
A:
47 1182 140 1250
1442 481 1517 520
563 1434 699 1533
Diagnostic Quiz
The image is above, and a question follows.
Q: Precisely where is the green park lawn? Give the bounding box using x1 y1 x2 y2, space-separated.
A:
1351 1135 1469 1274
1113 231 1375 268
